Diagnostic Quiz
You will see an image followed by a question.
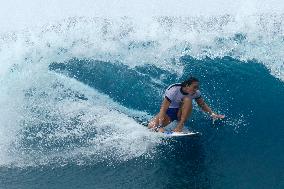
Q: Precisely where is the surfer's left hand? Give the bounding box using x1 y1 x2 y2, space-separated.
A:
211 112 225 120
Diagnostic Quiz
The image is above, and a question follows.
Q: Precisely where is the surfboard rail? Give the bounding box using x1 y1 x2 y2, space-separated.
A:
163 131 200 137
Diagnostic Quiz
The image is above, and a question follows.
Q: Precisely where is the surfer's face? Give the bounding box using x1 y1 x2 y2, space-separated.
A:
185 82 199 94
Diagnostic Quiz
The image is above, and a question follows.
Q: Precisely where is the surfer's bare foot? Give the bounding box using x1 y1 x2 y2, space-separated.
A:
158 128 165 132
172 127 182 132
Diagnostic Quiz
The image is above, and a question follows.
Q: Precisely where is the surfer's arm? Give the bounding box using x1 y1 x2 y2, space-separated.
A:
158 98 171 126
195 98 214 115
195 98 225 119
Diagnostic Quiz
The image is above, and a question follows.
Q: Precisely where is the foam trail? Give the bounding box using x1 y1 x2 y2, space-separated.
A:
0 69 163 167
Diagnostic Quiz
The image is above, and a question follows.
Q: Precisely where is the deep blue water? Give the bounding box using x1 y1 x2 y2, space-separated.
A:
1 55 283 188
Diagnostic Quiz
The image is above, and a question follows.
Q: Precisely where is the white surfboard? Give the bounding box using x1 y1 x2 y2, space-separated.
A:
163 131 200 137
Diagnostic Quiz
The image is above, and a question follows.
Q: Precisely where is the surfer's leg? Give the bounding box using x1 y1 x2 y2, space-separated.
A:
178 97 193 123
148 113 171 130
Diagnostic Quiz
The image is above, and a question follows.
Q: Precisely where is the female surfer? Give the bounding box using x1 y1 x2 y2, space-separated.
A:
148 77 225 132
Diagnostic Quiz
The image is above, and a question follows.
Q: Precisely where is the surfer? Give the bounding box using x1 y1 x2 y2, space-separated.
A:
148 77 225 132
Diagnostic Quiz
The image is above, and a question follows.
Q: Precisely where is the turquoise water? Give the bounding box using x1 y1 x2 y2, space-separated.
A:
0 16 284 188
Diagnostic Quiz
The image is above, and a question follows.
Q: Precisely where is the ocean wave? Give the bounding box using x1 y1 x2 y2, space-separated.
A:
0 14 283 167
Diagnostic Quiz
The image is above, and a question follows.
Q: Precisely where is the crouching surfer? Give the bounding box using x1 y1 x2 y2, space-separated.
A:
148 77 225 132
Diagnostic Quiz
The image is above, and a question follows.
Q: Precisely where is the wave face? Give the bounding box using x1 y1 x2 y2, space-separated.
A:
0 15 284 189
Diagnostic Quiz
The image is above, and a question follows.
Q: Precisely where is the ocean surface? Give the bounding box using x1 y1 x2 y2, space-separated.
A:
0 7 284 189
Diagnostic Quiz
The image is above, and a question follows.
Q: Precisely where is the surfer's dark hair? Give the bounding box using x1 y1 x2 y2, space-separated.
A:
181 77 199 87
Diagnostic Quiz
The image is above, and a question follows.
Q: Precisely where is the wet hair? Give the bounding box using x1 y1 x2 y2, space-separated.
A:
181 77 199 87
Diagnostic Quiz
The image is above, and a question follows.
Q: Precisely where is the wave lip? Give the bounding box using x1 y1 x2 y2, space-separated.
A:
2 14 284 79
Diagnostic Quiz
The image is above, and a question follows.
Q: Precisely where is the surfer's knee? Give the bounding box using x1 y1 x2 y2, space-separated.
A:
183 96 192 102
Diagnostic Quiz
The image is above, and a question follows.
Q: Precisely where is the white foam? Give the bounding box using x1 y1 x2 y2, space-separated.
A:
1 0 284 32
0 70 163 167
